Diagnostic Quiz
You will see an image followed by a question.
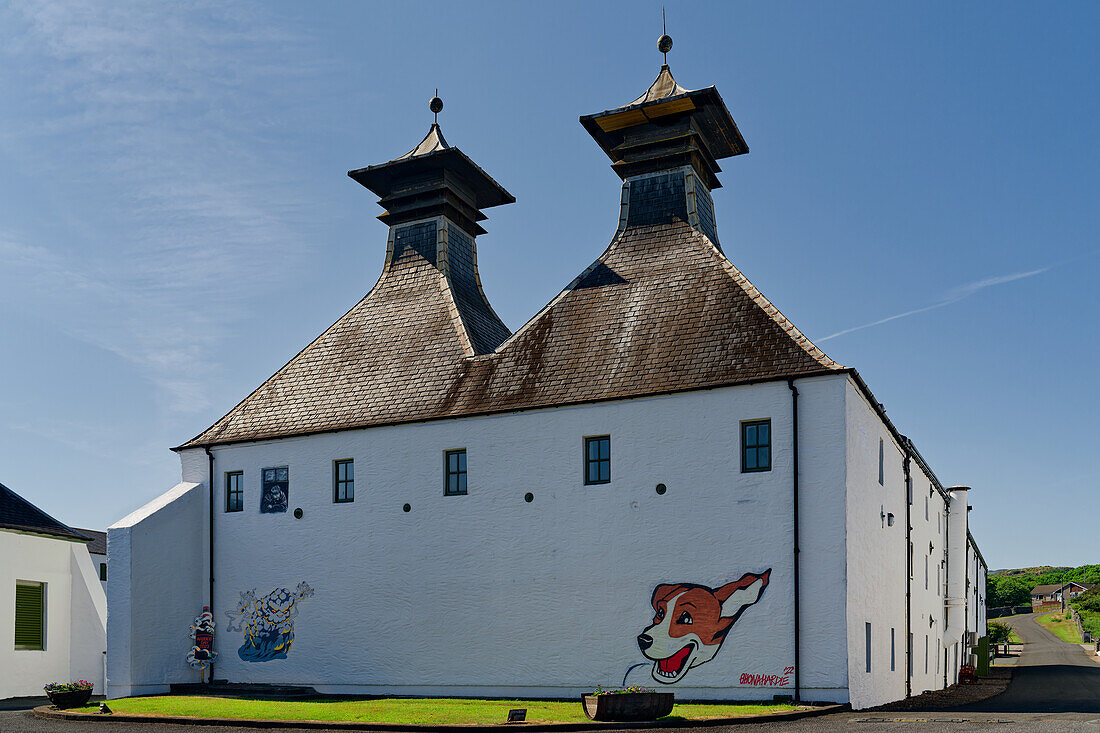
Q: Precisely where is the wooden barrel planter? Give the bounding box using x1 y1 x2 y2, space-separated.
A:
581 692 674 722
46 688 93 709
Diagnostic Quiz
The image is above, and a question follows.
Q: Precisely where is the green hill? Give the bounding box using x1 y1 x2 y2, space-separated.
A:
986 564 1099 607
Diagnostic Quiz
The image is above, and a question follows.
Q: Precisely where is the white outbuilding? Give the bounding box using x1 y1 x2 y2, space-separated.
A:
1 483 107 699
107 50 986 710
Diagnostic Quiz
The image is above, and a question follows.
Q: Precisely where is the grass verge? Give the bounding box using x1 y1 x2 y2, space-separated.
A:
1036 611 1082 643
71 696 798 725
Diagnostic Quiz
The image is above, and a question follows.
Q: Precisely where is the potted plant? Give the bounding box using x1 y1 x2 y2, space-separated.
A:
581 685 674 722
43 680 94 709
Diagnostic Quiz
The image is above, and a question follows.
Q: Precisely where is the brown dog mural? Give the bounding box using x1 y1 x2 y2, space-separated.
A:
637 570 771 684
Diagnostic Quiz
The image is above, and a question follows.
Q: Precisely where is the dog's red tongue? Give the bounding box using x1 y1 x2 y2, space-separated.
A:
659 645 692 674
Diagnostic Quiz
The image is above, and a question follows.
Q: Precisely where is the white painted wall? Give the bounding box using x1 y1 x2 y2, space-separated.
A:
156 376 852 701
906 460 949 695
106 482 205 699
0 531 106 699
843 380 908 710
966 538 986 653
116 371 980 708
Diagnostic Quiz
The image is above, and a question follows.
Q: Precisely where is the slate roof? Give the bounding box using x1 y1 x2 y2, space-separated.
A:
1031 584 1061 595
75 528 107 555
1029 582 1092 596
0 482 89 542
179 187 842 449
178 63 844 450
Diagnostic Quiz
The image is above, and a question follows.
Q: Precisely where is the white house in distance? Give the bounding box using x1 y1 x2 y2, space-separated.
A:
107 44 986 710
1 483 107 699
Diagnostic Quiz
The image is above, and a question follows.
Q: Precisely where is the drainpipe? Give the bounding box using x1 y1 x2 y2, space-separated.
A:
205 445 215 683
902 440 912 698
787 378 800 703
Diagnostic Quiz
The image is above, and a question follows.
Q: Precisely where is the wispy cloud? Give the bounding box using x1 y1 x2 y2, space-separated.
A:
0 1 326 413
817 266 1051 342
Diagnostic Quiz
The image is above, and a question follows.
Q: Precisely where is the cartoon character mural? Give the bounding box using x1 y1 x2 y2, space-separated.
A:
260 467 289 513
226 582 314 662
187 606 218 671
637 570 771 684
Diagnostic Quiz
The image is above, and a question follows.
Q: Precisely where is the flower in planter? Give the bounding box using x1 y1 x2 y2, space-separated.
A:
590 685 657 695
43 681 94 693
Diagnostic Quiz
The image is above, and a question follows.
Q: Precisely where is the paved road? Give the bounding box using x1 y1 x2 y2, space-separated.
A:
955 612 1100 713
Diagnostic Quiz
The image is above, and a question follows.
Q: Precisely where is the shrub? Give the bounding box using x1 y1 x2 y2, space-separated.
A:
986 621 1012 644
1071 587 1100 614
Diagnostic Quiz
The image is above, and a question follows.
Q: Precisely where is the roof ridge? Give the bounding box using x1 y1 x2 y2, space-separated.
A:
699 234 844 371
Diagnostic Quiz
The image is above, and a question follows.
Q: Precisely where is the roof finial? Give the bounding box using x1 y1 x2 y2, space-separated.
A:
429 89 443 124
657 8 673 66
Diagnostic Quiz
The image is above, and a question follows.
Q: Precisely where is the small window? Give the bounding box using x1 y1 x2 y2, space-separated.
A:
890 627 896 672
924 634 929 674
444 449 467 496
15 581 45 651
924 555 929 590
925 495 929 521
333 459 354 503
99 563 107 582
865 622 872 673
878 438 884 485
225 471 243 513
741 420 771 473
584 436 611 485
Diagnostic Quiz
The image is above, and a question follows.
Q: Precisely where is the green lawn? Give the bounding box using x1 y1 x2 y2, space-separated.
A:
1036 611 1082 643
72 696 798 725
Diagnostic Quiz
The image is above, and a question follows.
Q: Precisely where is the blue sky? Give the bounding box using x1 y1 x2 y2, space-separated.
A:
0 1 1096 570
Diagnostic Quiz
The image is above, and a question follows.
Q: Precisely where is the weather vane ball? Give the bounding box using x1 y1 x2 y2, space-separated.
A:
657 34 673 55
429 95 443 115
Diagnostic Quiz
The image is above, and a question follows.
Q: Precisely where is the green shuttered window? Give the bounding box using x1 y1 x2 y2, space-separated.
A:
15 581 45 650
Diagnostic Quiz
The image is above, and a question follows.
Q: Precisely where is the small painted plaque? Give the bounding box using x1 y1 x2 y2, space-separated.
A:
261 466 289 513
507 709 526 723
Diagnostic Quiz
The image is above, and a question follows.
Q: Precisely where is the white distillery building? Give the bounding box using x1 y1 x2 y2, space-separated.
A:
107 50 986 710
1 483 107 699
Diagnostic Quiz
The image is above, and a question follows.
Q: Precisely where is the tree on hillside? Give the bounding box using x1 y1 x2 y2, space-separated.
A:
987 575 1032 607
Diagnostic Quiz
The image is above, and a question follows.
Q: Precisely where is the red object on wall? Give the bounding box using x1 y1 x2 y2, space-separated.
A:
958 665 976 684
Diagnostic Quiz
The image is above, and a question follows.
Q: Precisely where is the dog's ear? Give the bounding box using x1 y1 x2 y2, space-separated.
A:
651 583 689 609
715 569 771 620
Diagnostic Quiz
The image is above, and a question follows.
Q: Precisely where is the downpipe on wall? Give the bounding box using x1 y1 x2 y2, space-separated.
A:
205 445 216 683
787 378 800 703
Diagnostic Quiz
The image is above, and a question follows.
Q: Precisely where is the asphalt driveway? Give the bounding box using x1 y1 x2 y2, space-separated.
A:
955 612 1100 713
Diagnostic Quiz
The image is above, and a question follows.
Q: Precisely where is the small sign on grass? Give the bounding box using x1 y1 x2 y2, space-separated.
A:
507 708 527 723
